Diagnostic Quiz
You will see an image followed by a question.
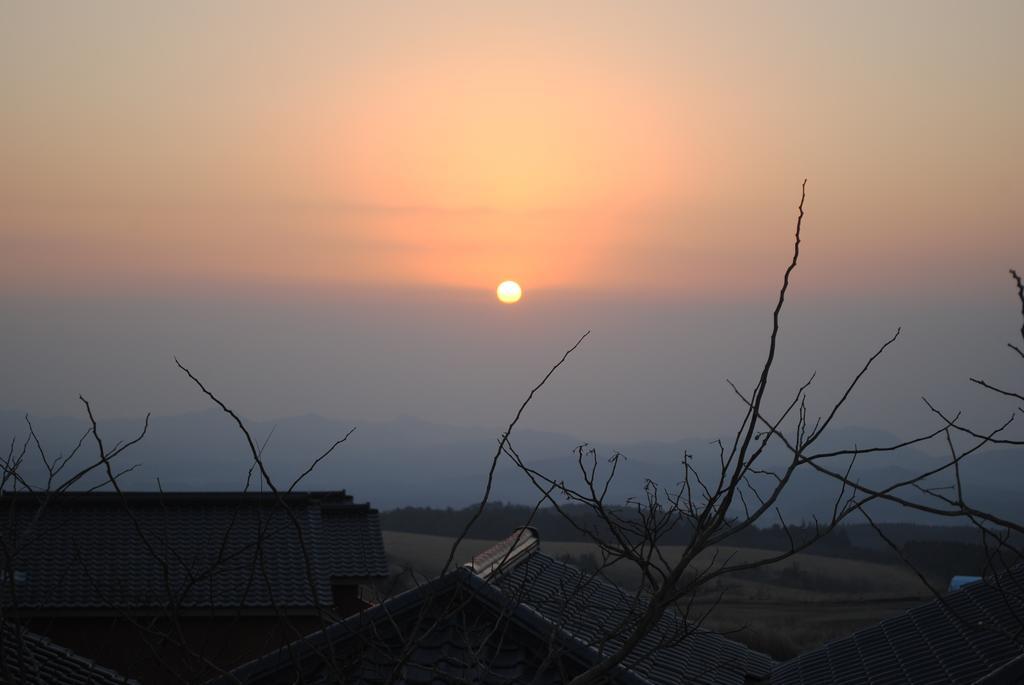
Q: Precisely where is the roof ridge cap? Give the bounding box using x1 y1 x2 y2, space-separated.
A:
465 527 540 580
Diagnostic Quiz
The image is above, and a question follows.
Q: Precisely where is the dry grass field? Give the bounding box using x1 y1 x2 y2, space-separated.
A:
382 530 932 659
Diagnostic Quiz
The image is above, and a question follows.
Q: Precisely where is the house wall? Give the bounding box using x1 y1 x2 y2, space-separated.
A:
332 583 369 616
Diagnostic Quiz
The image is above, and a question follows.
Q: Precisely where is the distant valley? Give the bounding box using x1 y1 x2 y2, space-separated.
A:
2 409 1021 524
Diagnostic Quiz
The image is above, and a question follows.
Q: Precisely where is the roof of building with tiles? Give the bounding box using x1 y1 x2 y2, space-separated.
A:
223 528 775 685
492 549 775 685
0 619 138 684
228 566 645 685
770 565 1024 685
0 491 389 613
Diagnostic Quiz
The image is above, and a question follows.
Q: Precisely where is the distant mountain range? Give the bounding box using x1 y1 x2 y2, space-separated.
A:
1 409 1021 524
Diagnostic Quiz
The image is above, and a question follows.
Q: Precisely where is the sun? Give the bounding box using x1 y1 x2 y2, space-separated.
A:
496 280 522 304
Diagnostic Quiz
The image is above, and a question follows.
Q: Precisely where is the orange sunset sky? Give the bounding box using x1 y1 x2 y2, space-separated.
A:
1 1 1022 442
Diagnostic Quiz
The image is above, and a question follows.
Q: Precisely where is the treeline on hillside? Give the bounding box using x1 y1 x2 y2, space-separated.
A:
382 503 998 579
381 503 867 554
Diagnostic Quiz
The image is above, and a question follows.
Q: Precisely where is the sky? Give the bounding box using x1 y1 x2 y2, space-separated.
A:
1 2 1022 446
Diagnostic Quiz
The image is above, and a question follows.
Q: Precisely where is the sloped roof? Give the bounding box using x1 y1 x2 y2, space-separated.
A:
771 566 1024 685
492 552 775 685
0 491 388 613
0 620 138 684
225 566 648 685
225 530 774 685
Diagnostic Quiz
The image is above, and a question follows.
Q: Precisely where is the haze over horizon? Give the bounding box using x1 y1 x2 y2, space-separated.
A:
3 1 1022 445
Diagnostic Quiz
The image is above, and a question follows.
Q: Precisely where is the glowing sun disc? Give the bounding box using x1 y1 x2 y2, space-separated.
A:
496 280 522 304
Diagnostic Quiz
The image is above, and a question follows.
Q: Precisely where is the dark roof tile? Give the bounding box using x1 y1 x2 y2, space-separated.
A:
0 620 137 684
225 569 637 685
225 534 775 685
1 491 388 612
771 566 1024 685
492 552 775 685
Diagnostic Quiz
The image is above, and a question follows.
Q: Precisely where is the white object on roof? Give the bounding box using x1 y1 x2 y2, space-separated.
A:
466 527 540 580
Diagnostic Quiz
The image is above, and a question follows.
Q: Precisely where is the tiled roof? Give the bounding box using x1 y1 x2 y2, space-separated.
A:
225 567 646 685
493 552 775 685
0 491 388 613
224 531 774 685
771 566 1024 685
0 620 137 684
